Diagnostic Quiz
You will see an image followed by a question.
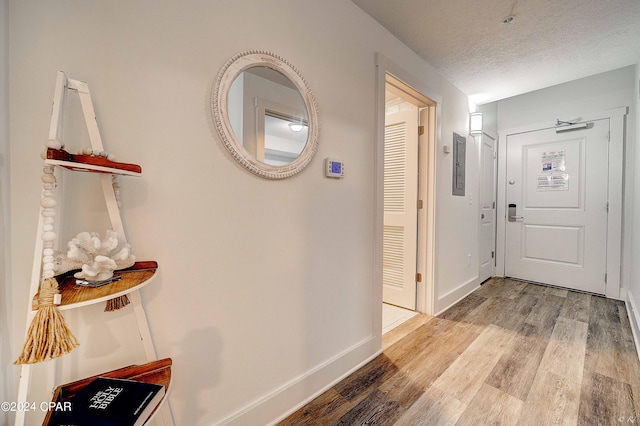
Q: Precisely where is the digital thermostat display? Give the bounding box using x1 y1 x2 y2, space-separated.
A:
325 158 344 178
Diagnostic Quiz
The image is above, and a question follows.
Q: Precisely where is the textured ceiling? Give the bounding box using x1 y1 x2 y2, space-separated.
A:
352 0 640 104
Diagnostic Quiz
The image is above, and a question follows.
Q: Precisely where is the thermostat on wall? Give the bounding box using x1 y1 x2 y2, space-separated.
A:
325 158 344 178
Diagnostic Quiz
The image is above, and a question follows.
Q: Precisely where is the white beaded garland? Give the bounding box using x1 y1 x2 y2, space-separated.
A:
40 197 56 208
79 147 114 160
46 139 63 149
40 162 57 278
41 174 56 183
112 175 122 208
42 231 56 242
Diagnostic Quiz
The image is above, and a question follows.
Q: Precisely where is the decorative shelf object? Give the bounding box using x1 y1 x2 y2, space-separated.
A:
45 148 142 176
31 261 158 311
14 71 174 426
41 358 173 426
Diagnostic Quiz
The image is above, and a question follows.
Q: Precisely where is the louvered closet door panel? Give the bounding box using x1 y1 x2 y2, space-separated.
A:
384 123 406 213
383 109 418 310
383 225 404 289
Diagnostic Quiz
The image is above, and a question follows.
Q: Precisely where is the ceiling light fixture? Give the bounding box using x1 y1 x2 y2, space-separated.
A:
288 122 304 132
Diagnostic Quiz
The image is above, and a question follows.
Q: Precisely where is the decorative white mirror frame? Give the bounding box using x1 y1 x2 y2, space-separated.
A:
211 50 320 179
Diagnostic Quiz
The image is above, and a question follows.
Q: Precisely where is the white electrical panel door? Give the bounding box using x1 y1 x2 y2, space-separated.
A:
383 109 419 309
505 119 609 294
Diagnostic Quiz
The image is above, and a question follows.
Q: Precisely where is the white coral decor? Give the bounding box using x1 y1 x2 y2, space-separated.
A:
66 230 135 282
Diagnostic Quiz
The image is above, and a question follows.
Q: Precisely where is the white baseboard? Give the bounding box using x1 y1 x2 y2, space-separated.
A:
626 291 640 361
217 336 380 425
435 276 481 316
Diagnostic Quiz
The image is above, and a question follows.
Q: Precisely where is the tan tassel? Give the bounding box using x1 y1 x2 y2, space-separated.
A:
104 295 130 312
14 278 79 364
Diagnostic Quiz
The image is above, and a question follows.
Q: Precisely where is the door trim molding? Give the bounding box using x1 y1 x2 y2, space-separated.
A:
375 54 441 328
496 107 627 299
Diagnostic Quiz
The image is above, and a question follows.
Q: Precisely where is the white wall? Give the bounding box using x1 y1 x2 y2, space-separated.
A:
7 1 474 424
493 66 636 298
433 82 482 312
1 0 10 424
628 63 640 346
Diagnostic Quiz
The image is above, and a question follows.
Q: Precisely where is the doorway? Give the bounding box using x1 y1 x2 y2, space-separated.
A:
381 72 437 331
504 120 609 294
496 107 628 299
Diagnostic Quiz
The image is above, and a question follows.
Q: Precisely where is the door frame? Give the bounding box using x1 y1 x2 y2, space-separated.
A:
496 107 627 299
476 131 498 282
375 54 441 332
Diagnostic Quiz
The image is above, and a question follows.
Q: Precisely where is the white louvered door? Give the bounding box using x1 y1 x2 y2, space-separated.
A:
383 109 419 309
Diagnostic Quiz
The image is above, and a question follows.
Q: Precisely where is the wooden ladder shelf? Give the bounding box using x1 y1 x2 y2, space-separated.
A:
15 71 173 426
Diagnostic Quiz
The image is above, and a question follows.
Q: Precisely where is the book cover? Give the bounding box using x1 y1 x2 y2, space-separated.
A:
49 376 165 426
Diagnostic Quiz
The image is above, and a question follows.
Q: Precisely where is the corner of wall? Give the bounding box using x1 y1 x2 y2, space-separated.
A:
0 0 11 420
435 277 481 316
627 293 640 361
628 62 640 360
478 102 498 138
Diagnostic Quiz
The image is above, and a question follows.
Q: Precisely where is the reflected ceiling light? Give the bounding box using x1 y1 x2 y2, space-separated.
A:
470 112 483 135
288 123 304 132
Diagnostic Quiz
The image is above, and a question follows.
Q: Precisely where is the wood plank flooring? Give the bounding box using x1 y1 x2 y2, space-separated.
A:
279 278 640 425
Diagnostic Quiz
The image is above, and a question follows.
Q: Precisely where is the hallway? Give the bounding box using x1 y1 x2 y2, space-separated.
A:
280 278 640 425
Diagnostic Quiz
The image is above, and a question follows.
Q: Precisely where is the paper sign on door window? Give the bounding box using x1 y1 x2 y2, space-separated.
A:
538 150 568 191
541 150 566 172
537 173 569 190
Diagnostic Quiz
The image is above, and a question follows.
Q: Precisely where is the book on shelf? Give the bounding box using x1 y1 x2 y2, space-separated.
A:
49 376 165 426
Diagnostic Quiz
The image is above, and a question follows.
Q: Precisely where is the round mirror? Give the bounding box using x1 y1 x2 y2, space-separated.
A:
212 50 319 179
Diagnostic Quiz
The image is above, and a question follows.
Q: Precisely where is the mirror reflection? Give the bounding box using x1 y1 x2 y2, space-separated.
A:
228 67 309 165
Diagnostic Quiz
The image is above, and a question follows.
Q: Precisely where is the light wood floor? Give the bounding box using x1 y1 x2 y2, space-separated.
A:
279 278 640 425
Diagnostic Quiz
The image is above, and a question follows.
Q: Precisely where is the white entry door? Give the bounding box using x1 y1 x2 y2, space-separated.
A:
383 109 418 309
505 119 609 294
479 134 496 282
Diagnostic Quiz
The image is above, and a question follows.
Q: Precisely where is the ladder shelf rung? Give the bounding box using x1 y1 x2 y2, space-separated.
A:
41 358 173 426
32 261 158 311
45 148 142 176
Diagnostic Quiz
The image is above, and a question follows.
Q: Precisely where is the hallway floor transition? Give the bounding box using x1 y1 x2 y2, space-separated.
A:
382 303 418 335
279 278 640 425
